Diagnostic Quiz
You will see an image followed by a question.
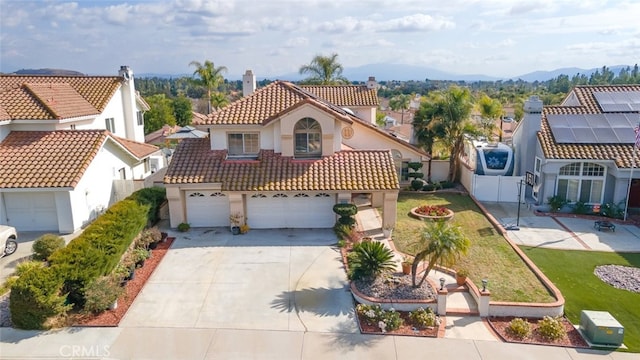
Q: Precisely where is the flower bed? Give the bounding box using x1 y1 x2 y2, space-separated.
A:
488 316 589 348
355 303 442 337
410 205 454 221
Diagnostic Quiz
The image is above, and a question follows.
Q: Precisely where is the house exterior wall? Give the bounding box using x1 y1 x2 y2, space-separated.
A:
350 106 375 124
279 105 339 156
344 121 423 162
0 123 9 142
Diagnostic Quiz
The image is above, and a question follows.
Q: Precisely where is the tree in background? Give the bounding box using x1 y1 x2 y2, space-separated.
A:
413 97 443 182
389 94 411 124
189 60 227 114
172 95 192 127
144 94 176 134
210 92 229 110
476 94 503 141
299 53 349 85
423 86 476 182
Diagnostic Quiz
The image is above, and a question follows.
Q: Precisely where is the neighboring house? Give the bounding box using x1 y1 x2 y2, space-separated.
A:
512 85 640 209
164 74 428 230
0 67 160 233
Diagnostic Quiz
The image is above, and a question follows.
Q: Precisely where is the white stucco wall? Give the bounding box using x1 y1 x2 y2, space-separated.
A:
343 121 424 162
0 122 10 142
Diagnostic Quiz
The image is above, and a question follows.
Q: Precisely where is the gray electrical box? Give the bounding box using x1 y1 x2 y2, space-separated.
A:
580 310 624 346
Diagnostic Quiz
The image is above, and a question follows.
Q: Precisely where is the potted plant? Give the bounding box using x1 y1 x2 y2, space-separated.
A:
401 256 412 275
239 223 250 234
133 248 150 268
83 275 124 314
455 267 469 286
177 222 190 232
229 213 244 235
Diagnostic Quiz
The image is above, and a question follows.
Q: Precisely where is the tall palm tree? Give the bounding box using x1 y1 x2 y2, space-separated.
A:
423 86 476 182
412 95 443 182
189 60 227 114
477 94 503 141
389 94 411 124
411 221 470 288
299 53 349 85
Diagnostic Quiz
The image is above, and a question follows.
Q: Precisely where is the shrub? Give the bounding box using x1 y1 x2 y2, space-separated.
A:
411 179 424 191
14 260 46 277
347 241 396 281
177 222 191 232
138 227 162 249
355 304 403 332
506 317 531 339
333 223 352 240
409 307 438 328
408 172 424 179
537 316 566 341
572 201 589 215
338 216 356 226
547 195 567 213
601 201 625 219
332 203 358 217
32 234 65 261
126 186 166 225
422 184 435 191
356 303 384 325
83 276 123 314
438 181 455 189
9 267 69 329
407 162 423 171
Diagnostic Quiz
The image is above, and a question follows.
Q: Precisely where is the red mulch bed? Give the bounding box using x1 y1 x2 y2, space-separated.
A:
488 316 589 348
70 237 174 327
356 311 442 337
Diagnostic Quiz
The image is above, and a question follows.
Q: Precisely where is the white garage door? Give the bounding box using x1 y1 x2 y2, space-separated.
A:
185 191 230 227
247 193 335 229
4 192 58 231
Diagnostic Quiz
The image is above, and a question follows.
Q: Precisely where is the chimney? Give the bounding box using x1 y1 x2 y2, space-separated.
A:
243 70 256 97
524 95 543 113
118 65 133 81
366 76 378 90
117 66 144 143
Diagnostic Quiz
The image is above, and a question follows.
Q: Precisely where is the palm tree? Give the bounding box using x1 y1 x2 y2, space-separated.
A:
189 60 227 114
210 91 229 110
411 221 471 288
423 86 476 182
412 96 443 182
299 53 349 85
477 94 503 141
389 94 411 124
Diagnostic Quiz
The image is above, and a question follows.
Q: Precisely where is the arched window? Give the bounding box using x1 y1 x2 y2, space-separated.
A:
294 118 321 158
556 162 605 203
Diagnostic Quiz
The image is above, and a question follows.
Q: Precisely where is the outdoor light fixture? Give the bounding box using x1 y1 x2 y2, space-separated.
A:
482 279 488 292
439 278 445 290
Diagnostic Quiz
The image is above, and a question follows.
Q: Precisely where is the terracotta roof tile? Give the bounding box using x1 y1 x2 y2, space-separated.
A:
300 85 379 107
114 135 159 158
198 81 357 126
0 75 121 120
538 85 640 168
164 139 399 191
0 130 107 188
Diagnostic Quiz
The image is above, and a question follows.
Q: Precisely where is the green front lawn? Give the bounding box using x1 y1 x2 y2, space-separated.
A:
392 192 555 303
522 247 640 352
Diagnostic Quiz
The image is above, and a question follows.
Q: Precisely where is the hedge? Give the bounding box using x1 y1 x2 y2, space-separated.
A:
10 187 165 329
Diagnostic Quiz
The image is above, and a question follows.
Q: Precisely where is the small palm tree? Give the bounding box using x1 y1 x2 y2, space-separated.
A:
348 241 396 281
299 53 349 85
477 94 503 140
189 60 227 114
210 91 229 110
389 94 411 124
411 221 471 288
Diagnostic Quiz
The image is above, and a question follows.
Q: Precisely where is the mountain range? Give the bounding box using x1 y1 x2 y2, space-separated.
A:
7 64 633 83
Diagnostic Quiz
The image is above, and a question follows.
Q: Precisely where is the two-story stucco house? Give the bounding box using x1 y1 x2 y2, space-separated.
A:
513 85 640 211
164 73 428 230
0 66 160 233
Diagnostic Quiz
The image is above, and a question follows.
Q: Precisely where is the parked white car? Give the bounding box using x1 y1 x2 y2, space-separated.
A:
0 225 18 258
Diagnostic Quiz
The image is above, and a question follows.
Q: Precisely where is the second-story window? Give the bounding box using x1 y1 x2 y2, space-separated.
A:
105 117 115 132
137 111 143 126
294 118 321 158
228 133 259 158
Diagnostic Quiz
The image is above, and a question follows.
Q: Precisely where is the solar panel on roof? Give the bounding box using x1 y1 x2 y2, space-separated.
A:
593 91 640 112
547 113 638 144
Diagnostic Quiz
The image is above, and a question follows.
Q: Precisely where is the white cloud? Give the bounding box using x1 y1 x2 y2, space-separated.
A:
285 37 309 48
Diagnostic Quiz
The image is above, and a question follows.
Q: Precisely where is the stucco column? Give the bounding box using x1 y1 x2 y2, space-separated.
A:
437 288 448 316
166 185 184 228
228 193 244 227
382 191 398 230
478 290 491 317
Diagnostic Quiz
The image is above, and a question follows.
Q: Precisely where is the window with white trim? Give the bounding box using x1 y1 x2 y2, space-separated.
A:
533 157 541 200
105 118 115 132
137 111 144 126
556 162 605 203
294 118 321 158
228 133 259 158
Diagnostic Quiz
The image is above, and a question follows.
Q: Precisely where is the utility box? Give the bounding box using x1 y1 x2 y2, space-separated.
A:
580 310 624 346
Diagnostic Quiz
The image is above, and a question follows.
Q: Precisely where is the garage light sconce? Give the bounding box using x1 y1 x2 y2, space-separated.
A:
481 279 488 292
439 278 445 290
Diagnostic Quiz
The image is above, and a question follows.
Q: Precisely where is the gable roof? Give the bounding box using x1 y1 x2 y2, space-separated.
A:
197 81 357 126
538 85 640 168
0 130 158 189
300 85 379 107
0 75 122 120
164 139 399 191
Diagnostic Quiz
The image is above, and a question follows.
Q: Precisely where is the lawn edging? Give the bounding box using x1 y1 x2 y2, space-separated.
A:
470 195 566 317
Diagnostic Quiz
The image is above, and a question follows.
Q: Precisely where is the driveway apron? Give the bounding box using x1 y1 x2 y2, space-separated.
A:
119 228 357 333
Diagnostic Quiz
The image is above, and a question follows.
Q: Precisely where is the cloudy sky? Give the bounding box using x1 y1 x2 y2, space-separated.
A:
1 0 639 79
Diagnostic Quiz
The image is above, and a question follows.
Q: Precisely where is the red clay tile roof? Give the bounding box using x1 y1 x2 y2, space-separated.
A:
198 81 357 126
0 75 122 120
164 138 399 191
0 130 158 189
300 85 379 107
115 136 159 158
538 85 640 168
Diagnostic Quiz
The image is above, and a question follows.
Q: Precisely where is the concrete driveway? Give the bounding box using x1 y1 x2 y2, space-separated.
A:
120 228 357 334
